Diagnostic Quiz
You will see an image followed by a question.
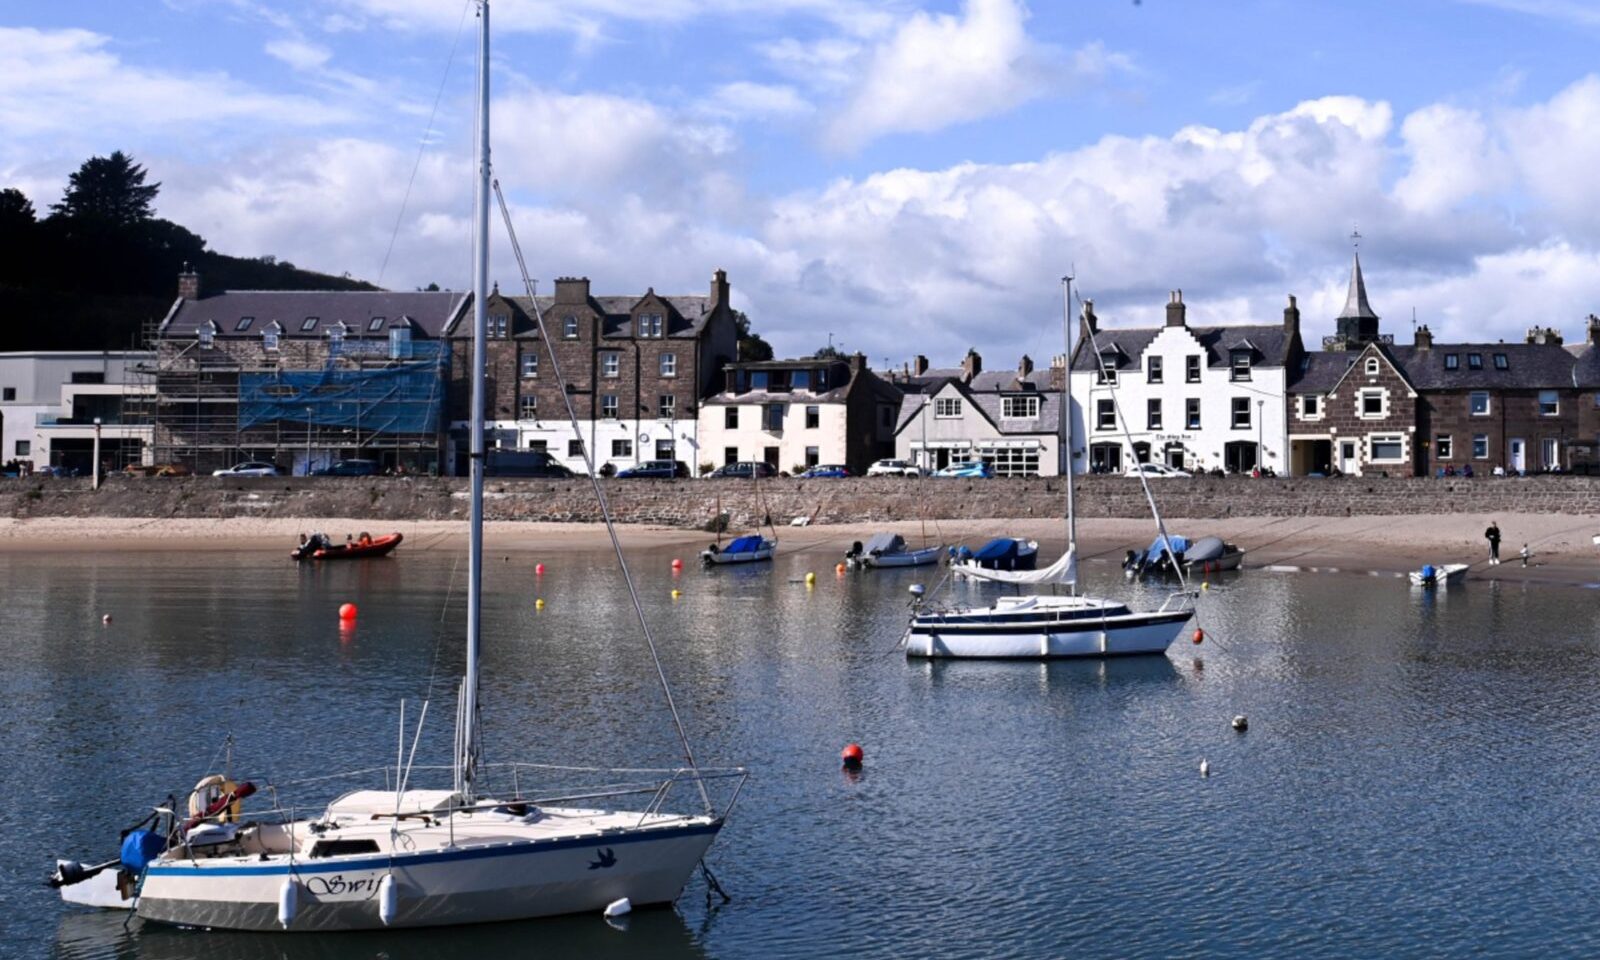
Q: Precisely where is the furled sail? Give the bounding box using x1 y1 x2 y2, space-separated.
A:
953 548 1077 585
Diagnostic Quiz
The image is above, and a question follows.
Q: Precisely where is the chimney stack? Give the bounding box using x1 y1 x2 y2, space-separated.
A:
1283 294 1300 337
1166 290 1187 328
1018 354 1034 378
1589 314 1600 346
913 354 929 376
554 276 591 303
1526 326 1563 346
710 268 729 311
850 351 866 374
178 262 201 300
1081 299 1098 335
961 349 982 382
1414 324 1433 349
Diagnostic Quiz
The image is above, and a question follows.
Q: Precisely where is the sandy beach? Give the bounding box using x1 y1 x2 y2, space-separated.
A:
3 513 1598 586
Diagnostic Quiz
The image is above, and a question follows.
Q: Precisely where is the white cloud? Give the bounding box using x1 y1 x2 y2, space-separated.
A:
1454 0 1600 28
705 82 813 120
265 37 333 71
1394 104 1509 215
1503 75 1600 234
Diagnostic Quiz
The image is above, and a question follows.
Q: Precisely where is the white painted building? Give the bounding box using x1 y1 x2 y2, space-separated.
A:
1066 292 1303 475
0 351 154 474
893 352 1065 476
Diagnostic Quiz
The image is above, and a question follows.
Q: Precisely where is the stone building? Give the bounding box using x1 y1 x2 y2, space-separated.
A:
445 272 740 475
893 351 1066 476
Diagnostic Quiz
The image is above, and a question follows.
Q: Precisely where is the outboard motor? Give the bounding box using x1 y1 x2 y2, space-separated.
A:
846 540 864 560
1122 549 1140 571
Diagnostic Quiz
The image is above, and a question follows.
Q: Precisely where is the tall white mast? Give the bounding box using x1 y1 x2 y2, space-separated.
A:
457 0 490 802
1060 275 1076 555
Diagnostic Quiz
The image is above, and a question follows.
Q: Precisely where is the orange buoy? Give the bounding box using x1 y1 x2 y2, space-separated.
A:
1192 628 1205 645
835 562 846 575
841 743 864 768
339 603 358 621
535 563 546 576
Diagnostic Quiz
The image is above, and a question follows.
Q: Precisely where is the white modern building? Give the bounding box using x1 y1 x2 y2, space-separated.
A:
0 351 154 474
1066 292 1302 475
893 352 1065 476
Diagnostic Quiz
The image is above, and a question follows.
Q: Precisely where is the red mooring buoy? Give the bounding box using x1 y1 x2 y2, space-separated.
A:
339 603 358 622
841 743 864 768
535 563 546 576
1192 628 1205 645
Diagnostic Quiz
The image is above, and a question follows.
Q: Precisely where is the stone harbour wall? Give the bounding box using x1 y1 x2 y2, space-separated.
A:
2 474 1599 526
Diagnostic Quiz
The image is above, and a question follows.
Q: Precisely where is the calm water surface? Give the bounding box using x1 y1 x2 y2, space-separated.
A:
4 542 1600 959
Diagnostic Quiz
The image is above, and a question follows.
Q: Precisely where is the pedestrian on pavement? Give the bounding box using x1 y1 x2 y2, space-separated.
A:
1520 543 1530 567
1485 521 1502 565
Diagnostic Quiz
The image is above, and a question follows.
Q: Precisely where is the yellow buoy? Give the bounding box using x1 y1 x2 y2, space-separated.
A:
671 589 682 599
805 572 817 585
535 598 545 610
1201 581 1210 591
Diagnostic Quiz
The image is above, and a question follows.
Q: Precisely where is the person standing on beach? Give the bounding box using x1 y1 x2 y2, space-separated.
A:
1485 521 1502 565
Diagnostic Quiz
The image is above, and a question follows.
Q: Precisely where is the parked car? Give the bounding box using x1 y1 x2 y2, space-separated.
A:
800 464 852 478
709 461 778 479
933 460 994 479
314 459 381 477
212 461 282 478
486 451 574 478
866 458 923 477
616 460 691 479
1124 463 1192 479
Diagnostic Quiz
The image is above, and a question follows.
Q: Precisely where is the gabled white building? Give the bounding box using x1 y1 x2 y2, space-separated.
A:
1066 292 1303 475
893 352 1065 476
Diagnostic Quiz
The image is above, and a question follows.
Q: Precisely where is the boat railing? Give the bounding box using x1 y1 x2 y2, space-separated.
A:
1158 590 1199 613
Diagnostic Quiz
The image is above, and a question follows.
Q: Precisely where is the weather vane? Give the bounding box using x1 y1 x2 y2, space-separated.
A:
1351 226 1363 250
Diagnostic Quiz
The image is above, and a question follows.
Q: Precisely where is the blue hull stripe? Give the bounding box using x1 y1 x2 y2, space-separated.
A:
144 821 721 878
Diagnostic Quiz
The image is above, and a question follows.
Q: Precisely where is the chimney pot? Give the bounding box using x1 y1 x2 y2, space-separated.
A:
177 265 201 301
961 349 982 382
710 269 729 310
1414 323 1433 349
1166 290 1187 327
1018 354 1034 378
1283 293 1301 335
1081 300 1098 335
913 354 929 376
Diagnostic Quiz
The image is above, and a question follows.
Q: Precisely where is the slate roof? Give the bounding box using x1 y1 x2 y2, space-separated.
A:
163 291 466 339
483 294 717 340
1069 323 1296 372
1291 341 1586 392
896 377 1061 436
1288 351 1357 392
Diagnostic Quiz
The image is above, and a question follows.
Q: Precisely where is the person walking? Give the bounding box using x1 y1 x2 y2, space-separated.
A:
1485 521 1502 565
1520 543 1530 568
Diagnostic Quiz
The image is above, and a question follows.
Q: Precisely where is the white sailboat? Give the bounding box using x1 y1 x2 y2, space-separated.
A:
905 277 1196 660
50 2 742 930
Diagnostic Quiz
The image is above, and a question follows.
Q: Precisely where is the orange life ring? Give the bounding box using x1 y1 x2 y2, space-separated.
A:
188 774 242 823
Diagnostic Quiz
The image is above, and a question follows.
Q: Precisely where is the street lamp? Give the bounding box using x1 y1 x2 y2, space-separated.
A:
304 406 314 476
92 417 103 490
1256 399 1264 475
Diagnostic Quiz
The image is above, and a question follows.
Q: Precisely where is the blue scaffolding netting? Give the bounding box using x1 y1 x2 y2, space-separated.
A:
238 343 445 436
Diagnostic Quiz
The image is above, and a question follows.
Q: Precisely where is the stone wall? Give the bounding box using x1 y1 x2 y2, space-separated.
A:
3 474 1599 525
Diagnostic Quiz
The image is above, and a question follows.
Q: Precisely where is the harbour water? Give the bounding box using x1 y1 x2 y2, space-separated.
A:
6 543 1600 958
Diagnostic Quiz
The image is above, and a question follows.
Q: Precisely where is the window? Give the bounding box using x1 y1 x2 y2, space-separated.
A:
69 371 105 384
725 407 739 429
1096 399 1115 430
724 446 738 466
792 370 811 390
815 368 829 390
388 325 412 359
600 394 618 419
1147 398 1163 431
526 439 548 452
1470 391 1490 416
659 352 677 377
1436 434 1453 459
638 314 663 338
1001 395 1040 419
1364 357 1379 376
489 314 508 339
1 388 13 401
1370 435 1405 462
1097 356 1118 384
763 404 785 431
519 395 538 419
1445 354 1459 370
611 438 632 458
562 316 578 338
328 325 345 351
1467 353 1483 370
1230 352 1252 381
368 316 386 332
1300 395 1320 418
1493 353 1509 370
750 371 769 390
659 394 675 419
1147 356 1163 383
1539 390 1559 416
805 446 820 467
1359 388 1385 419
1186 398 1201 429
1472 434 1489 459
15 440 30 456
520 350 538 378
978 444 1042 477
1186 355 1202 383
805 405 820 429
235 316 254 332
568 439 585 458
199 325 215 348
1231 397 1251 429
934 398 962 418
602 352 620 378
655 439 675 460
300 317 319 332
263 328 280 351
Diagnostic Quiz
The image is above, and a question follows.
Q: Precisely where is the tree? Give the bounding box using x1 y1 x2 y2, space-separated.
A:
732 309 773 362
812 344 846 360
49 151 160 226
0 188 36 230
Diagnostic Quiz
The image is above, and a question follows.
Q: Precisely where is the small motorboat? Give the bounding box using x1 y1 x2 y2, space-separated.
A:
1410 562 1468 587
846 533 943 569
949 538 1038 572
700 534 775 566
292 531 403 561
1123 534 1244 578
1183 536 1245 575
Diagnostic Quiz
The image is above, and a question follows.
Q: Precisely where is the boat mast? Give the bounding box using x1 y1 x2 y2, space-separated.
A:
1060 275 1077 557
457 0 490 802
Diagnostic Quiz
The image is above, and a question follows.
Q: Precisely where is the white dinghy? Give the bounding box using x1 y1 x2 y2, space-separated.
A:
1409 563 1469 587
50 4 744 930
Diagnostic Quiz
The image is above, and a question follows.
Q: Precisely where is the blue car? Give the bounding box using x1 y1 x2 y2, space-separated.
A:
800 464 852 478
933 460 994 479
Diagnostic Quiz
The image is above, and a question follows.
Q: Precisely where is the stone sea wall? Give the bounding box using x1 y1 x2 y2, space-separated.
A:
1 474 1597 526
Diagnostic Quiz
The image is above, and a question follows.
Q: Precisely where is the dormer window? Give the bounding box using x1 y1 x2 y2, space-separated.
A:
1364 357 1380 376
1467 353 1483 370
1445 354 1459 370
1097 354 1118 385
1493 353 1509 370
198 322 216 348
489 314 508 339
263 325 280 351
300 317 319 332
563 316 578 339
389 325 412 360
328 323 346 351
235 316 254 332
367 316 386 332
639 313 663 338
1230 352 1252 381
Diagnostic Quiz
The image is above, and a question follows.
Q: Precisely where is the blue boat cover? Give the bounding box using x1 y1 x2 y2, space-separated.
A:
725 535 765 553
1139 534 1190 565
972 538 1021 562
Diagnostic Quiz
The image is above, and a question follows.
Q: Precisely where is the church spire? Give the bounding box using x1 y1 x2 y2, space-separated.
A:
1337 251 1379 322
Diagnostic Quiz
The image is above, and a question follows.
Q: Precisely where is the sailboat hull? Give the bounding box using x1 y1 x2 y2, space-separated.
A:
133 820 721 932
905 609 1193 659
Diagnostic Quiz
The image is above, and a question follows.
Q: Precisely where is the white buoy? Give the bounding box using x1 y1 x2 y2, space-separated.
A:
909 583 926 597
1199 758 1210 778
278 877 299 928
1231 715 1248 732
378 873 398 926
604 897 632 918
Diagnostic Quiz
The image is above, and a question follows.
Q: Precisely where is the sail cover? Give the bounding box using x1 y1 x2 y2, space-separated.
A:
862 532 905 555
954 548 1077 585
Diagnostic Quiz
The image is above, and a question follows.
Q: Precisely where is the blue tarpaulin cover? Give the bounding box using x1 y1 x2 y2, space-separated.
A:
725 535 765 553
238 343 445 435
972 537 1023 562
1139 534 1190 565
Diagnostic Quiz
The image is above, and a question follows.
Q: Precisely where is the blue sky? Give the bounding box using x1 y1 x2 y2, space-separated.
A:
5 0 1600 364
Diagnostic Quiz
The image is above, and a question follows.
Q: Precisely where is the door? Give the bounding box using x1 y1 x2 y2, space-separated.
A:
1338 440 1356 474
1224 441 1259 474
1510 438 1525 474
1165 446 1185 469
1541 438 1558 472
